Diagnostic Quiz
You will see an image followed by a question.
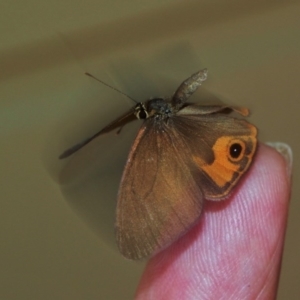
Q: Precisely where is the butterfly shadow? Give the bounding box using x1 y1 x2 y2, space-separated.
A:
57 120 140 253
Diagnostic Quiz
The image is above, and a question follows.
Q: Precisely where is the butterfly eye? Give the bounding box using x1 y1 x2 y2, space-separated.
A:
228 140 246 161
134 103 148 119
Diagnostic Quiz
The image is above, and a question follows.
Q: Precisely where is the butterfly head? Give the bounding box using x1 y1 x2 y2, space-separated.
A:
134 98 174 121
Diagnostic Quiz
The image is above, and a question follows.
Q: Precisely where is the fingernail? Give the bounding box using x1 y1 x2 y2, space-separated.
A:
266 142 293 178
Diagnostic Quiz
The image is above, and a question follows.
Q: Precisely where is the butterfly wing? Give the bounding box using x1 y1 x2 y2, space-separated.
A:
116 118 204 260
174 106 257 200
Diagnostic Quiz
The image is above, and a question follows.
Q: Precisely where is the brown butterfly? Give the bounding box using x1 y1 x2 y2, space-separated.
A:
60 69 257 260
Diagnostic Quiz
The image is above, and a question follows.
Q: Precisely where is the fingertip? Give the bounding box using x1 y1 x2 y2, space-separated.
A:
252 143 292 206
265 142 293 181
136 143 291 299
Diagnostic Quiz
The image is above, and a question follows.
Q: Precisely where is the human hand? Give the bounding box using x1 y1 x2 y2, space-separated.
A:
136 143 292 299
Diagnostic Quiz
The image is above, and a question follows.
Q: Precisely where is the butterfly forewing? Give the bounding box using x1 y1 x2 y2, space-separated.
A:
172 107 257 200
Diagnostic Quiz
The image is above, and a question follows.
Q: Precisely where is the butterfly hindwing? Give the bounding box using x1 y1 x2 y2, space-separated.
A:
116 118 204 260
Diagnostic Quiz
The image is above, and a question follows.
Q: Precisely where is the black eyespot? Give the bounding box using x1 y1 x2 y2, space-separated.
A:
230 143 243 159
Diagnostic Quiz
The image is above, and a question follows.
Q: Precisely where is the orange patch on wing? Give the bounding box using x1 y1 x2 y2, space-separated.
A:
193 135 253 188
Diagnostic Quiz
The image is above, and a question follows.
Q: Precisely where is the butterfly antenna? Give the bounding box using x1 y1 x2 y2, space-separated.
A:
85 72 138 104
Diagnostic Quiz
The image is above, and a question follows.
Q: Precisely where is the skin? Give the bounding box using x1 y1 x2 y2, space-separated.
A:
135 144 291 299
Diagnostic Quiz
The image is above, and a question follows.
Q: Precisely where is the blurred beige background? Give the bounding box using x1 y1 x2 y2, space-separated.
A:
1 1 299 299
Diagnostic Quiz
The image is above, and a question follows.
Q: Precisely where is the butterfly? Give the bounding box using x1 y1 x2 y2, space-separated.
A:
60 69 257 260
